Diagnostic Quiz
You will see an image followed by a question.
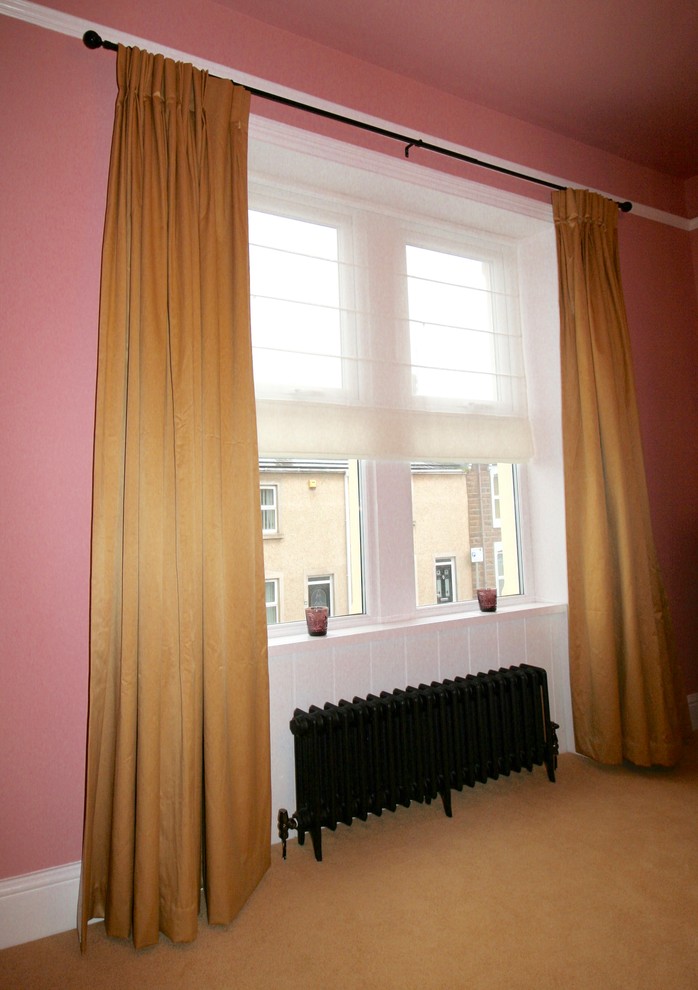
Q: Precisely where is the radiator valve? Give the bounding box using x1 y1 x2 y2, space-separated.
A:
277 808 298 860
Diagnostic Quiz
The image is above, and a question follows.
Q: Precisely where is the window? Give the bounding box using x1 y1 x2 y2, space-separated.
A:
406 245 497 404
249 211 345 395
260 484 278 534
490 465 501 528
265 579 280 625
250 191 531 464
248 121 560 628
307 575 334 613
494 541 505 596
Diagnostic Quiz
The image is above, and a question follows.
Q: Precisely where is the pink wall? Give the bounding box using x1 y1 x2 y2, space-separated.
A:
1 2 696 882
618 216 698 697
0 18 112 878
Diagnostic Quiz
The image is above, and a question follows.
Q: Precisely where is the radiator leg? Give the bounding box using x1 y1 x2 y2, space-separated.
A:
309 825 323 862
545 722 560 782
439 786 453 818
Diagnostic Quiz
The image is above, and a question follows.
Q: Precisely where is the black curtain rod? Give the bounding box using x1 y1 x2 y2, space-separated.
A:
83 31 633 213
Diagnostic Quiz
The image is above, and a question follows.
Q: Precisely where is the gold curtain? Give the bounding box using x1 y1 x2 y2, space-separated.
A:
79 46 270 949
552 188 690 767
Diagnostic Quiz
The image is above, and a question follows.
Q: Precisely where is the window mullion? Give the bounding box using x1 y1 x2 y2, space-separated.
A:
363 460 416 622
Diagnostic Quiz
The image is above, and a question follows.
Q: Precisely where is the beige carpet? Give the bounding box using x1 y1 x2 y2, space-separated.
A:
2 733 696 990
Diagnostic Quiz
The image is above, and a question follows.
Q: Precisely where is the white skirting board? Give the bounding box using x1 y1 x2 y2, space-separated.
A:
1 693 696 951
0 861 81 950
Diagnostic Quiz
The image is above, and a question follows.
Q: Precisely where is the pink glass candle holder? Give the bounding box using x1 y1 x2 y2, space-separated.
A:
476 588 497 612
305 606 329 636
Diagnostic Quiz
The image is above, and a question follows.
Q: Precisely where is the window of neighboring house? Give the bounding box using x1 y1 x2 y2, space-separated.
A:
248 124 561 629
490 464 501 528
494 541 505 595
265 578 280 624
307 575 334 614
260 484 278 535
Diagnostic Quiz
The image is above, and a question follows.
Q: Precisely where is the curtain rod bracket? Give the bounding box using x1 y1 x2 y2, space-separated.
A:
81 30 632 213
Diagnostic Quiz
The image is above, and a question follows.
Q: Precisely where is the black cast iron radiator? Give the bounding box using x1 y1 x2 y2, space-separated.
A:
277 664 559 861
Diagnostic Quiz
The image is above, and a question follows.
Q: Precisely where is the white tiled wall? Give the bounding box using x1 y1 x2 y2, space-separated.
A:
268 604 572 842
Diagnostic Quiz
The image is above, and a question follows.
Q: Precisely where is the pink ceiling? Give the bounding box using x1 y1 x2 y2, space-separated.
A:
218 0 698 179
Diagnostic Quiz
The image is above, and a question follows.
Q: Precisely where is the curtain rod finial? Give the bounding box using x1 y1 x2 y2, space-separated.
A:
83 30 104 49
618 201 633 213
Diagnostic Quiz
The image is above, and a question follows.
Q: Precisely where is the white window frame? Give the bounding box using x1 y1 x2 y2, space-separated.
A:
249 118 568 635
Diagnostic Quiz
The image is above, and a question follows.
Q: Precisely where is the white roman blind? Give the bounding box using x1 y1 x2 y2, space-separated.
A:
248 127 534 463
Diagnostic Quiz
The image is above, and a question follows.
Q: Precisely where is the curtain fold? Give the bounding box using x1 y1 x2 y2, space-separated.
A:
79 46 270 949
552 188 690 767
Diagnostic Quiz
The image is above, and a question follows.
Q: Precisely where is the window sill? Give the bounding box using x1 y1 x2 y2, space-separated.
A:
267 600 567 654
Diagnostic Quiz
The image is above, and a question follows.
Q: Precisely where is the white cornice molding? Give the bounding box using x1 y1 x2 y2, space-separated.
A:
2 0 696 230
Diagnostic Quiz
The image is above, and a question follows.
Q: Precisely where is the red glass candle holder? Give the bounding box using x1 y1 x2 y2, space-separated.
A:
476 588 497 612
305 606 329 636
